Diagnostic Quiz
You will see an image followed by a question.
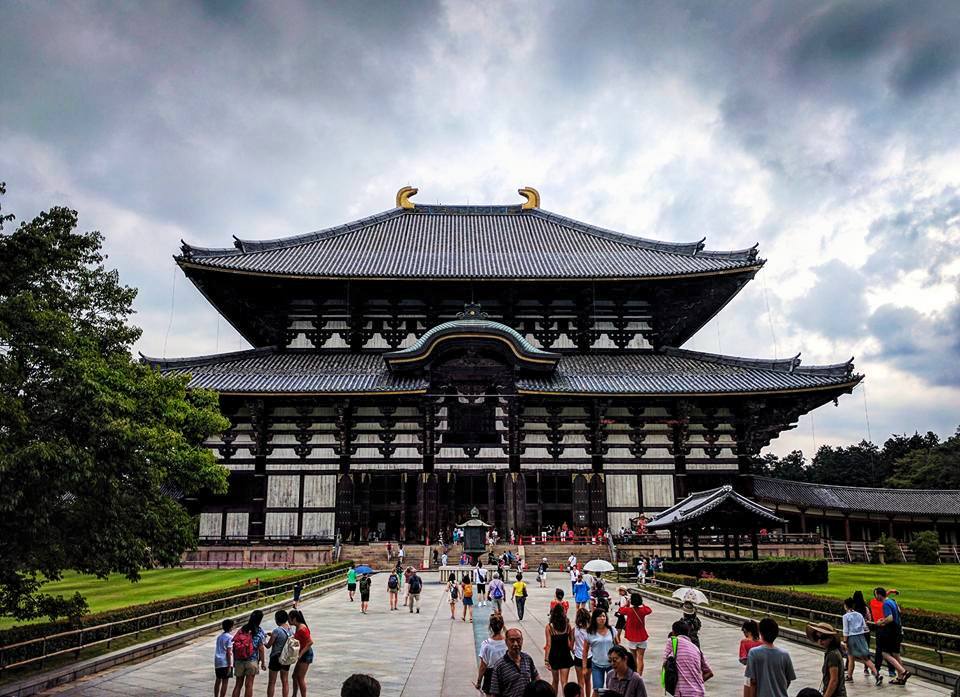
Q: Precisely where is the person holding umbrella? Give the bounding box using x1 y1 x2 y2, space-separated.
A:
358 572 372 614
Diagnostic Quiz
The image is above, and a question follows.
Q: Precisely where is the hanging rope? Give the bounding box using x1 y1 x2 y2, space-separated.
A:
760 272 779 359
162 266 177 358
862 382 873 443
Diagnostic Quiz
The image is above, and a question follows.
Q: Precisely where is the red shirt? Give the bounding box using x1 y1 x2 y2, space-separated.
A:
550 599 570 614
739 638 763 663
294 625 312 651
617 603 652 642
869 598 885 622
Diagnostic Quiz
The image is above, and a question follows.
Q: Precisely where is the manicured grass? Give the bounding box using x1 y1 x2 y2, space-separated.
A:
0 568 293 630
774 563 960 616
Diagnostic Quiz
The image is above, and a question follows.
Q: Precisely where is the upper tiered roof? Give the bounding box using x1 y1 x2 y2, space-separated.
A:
178 201 762 280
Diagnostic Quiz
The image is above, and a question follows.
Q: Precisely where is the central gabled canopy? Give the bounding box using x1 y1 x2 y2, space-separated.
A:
383 304 560 373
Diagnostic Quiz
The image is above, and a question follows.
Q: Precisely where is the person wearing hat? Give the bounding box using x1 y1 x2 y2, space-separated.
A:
805 623 845 697
538 558 549 588
678 602 702 648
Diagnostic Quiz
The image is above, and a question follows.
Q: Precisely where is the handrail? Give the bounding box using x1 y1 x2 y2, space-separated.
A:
0 566 347 673
649 577 960 663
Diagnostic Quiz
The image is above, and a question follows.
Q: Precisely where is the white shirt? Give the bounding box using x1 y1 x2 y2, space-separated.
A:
398 548 405 559
568 555 577 569
441 554 448 566
474 567 487 584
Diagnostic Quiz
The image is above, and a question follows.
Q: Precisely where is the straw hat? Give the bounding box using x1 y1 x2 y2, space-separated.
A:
681 601 697 614
805 622 837 641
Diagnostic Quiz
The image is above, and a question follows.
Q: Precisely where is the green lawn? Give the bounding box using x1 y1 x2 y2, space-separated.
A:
774 563 960 616
0 568 294 630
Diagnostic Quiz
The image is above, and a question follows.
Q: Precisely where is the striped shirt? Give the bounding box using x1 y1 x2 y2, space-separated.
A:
663 635 711 697
489 651 538 697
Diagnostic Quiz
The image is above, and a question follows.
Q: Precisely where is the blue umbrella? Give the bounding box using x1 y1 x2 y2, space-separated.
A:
354 565 375 575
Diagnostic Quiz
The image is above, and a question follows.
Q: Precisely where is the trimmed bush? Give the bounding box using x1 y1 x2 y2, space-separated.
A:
872 535 902 564
909 531 941 565
662 558 828 585
0 562 350 669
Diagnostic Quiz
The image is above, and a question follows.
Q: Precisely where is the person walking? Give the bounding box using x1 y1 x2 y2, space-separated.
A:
387 566 401 610
346 563 357 603
512 572 529 620
213 618 234 697
582 607 616 693
292 580 304 609
841 598 881 685
461 572 475 622
867 589 896 678
358 573 372 614
476 613 508 696
447 572 459 619
231 610 266 697
663 621 712 697
806 623 846 697
873 587 910 684
545 602 576 694
264 609 293 697
605 644 647 697
617 593 652 675
537 558 549 588
489 571 506 615
739 620 763 665
397 543 405 565
475 562 489 607
678 602 702 648
744 618 796 697
614 586 630 643
386 541 393 562
490 628 539 697
573 608 592 697
550 588 570 616
407 568 422 613
288 610 313 697
573 573 591 611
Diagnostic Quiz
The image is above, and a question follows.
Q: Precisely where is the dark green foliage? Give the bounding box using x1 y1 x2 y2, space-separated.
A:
887 428 960 489
909 531 941 565
873 535 902 564
749 429 953 489
652 575 960 650
0 563 350 669
0 188 230 620
662 558 828 585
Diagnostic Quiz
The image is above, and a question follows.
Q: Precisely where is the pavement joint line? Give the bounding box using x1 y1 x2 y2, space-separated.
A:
398 580 446 697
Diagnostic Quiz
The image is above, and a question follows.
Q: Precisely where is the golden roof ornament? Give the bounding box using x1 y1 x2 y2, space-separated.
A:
396 186 418 209
518 186 540 209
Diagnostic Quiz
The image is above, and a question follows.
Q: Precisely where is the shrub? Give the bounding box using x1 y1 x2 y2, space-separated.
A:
909 531 941 565
872 535 902 564
662 558 828 585
0 562 350 669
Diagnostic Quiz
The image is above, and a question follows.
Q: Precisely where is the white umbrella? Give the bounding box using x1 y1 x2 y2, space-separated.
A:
671 587 709 605
583 559 615 573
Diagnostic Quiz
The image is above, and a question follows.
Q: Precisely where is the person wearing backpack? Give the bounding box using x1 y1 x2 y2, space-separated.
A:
407 569 422 613
265 609 293 697
358 573 372 614
461 572 475 622
662 621 712 697
512 572 529 620
447 572 459 619
231 610 266 697
387 567 401 611
489 572 506 615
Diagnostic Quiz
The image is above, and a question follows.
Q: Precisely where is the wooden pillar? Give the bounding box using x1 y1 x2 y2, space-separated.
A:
799 508 807 533
723 530 730 560
677 527 686 559
734 531 741 560
692 526 700 561
844 515 851 544
399 472 408 542
888 517 895 538
487 473 497 529
750 528 759 560
670 529 677 559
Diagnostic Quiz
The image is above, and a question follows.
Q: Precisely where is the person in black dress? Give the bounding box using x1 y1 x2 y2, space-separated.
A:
545 602 576 694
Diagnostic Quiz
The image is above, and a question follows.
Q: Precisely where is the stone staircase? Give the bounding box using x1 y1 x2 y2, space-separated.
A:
520 543 613 573
339 543 430 571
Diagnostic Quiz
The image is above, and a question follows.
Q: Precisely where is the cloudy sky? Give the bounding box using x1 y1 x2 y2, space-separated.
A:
2 1 959 456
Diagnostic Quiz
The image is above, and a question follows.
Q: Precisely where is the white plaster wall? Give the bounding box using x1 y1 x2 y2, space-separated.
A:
199 512 221 538
606 474 640 508
301 512 336 538
267 475 300 508
642 474 675 509
265 512 298 537
302 475 336 507
225 512 249 538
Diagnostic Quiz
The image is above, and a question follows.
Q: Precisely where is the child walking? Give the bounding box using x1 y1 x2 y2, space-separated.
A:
214 618 235 697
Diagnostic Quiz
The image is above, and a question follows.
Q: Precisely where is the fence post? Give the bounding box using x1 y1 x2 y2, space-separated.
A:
76 628 83 658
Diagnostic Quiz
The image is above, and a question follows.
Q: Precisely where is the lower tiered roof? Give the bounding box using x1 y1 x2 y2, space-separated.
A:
143 347 860 397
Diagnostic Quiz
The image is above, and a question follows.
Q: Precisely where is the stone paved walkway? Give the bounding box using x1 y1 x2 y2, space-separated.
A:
40 571 953 696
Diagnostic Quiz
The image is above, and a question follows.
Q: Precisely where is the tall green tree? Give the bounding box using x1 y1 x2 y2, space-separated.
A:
0 185 229 620
887 428 960 489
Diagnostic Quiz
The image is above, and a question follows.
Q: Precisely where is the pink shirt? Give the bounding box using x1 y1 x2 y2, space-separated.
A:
663 635 711 697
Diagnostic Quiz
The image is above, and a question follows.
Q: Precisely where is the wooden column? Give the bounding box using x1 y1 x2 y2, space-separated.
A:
487 473 497 529
670 529 677 559
734 531 741 560
399 472 408 542
750 528 759 560
723 530 730 559
843 515 851 544
692 526 700 561
799 508 807 533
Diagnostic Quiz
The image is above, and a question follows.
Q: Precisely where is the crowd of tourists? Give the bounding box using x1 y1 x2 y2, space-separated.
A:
211 553 914 697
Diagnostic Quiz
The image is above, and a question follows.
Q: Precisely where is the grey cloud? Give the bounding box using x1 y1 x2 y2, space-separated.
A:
890 37 960 97
790 260 869 339
867 295 960 386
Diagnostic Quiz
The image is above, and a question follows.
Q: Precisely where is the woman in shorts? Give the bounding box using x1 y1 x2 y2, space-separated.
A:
346 563 357 602
616 592 651 675
573 608 593 697
447 572 459 619
264 609 292 697
461 572 474 622
289 610 313 697
476 613 507 696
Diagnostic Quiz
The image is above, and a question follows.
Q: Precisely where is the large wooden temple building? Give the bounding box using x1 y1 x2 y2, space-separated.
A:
146 187 862 545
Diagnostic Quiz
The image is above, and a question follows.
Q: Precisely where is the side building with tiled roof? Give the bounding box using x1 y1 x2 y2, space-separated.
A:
145 187 863 546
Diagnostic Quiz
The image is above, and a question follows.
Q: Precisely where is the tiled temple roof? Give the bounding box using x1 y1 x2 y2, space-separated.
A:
750 476 960 516
142 348 859 396
647 485 786 528
177 206 762 279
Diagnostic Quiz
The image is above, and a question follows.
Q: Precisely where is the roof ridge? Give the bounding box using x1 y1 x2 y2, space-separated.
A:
664 348 856 378
140 346 279 368
751 475 957 496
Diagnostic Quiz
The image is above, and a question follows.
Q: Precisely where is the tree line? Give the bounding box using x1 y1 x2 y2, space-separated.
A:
751 427 960 490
